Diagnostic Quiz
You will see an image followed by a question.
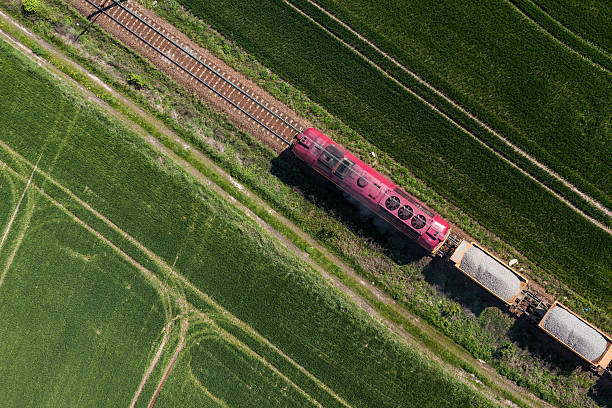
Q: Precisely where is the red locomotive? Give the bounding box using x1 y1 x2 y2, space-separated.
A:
292 128 451 254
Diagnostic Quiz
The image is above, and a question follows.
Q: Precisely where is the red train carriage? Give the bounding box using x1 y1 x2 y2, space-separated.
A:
292 128 451 254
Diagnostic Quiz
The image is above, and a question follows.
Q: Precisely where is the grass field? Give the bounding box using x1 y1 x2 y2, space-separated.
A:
173 0 612 308
0 36 500 407
531 0 612 53
0 178 168 406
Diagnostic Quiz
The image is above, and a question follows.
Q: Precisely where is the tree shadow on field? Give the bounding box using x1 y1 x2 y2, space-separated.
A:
271 149 427 265
422 257 507 317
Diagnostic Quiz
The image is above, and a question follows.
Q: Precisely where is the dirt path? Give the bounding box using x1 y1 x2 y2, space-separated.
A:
130 320 173 408
0 21 552 407
148 317 189 408
286 0 612 227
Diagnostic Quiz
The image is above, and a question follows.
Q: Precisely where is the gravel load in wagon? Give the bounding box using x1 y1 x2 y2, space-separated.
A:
459 245 521 302
542 306 608 362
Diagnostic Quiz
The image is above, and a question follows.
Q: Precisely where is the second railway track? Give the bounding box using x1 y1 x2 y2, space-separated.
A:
79 0 304 147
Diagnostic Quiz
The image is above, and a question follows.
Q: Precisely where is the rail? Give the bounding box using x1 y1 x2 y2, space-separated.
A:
85 0 298 145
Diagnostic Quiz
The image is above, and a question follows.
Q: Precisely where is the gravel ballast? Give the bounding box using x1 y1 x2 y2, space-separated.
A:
459 245 521 302
542 305 608 362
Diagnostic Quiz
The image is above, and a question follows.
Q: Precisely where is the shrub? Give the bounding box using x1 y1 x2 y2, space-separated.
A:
22 0 42 14
127 72 149 89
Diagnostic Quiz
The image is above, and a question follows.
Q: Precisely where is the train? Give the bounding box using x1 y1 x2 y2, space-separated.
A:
292 127 612 376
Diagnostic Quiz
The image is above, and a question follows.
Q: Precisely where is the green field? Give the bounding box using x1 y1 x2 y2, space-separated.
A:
173 0 612 308
0 176 168 406
532 0 612 53
0 37 500 407
297 0 612 205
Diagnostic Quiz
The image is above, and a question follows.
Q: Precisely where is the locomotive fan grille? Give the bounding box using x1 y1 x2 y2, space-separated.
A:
398 205 413 220
411 214 427 229
385 196 401 211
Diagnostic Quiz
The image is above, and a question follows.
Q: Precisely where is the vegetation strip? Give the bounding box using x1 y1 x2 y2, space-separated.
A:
290 0 612 220
0 24 536 404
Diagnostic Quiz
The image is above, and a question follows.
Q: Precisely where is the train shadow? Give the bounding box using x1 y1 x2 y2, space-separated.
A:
422 257 505 317
508 318 612 403
423 258 612 401
270 149 427 265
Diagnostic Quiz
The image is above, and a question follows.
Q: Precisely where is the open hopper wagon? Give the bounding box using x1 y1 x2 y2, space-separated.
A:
538 302 612 374
450 241 528 305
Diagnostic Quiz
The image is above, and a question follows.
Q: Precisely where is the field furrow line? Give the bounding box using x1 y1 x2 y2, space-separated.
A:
0 153 40 253
507 0 612 72
192 310 334 408
285 0 612 234
130 320 173 408
0 200 35 289
189 369 231 408
0 140 349 406
148 317 189 408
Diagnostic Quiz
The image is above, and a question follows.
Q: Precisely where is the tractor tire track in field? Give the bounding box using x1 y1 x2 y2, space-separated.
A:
0 201 35 290
189 368 231 408
0 143 349 408
130 320 173 408
0 154 41 288
148 317 189 408
190 309 335 408
285 0 612 234
0 154 40 253
507 0 612 74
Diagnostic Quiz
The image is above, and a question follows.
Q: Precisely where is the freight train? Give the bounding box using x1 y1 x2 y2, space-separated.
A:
292 127 612 376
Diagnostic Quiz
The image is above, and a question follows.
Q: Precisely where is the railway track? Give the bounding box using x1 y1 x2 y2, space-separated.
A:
82 0 302 147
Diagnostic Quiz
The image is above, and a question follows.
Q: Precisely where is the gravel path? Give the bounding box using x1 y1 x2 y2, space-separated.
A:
460 245 521 302
542 305 608 362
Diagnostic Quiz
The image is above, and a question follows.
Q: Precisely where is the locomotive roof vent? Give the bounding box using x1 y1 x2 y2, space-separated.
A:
357 177 368 188
411 214 427 229
398 205 413 220
385 196 401 211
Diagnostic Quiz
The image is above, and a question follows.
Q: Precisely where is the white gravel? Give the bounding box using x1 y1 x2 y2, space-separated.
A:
542 305 608 362
459 245 522 302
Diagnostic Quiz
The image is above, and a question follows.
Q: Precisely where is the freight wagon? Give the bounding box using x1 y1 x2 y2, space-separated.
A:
291 128 612 376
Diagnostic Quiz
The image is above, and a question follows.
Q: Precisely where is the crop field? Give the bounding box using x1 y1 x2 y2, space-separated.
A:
293 0 612 207
0 38 500 407
531 0 612 53
174 0 612 309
